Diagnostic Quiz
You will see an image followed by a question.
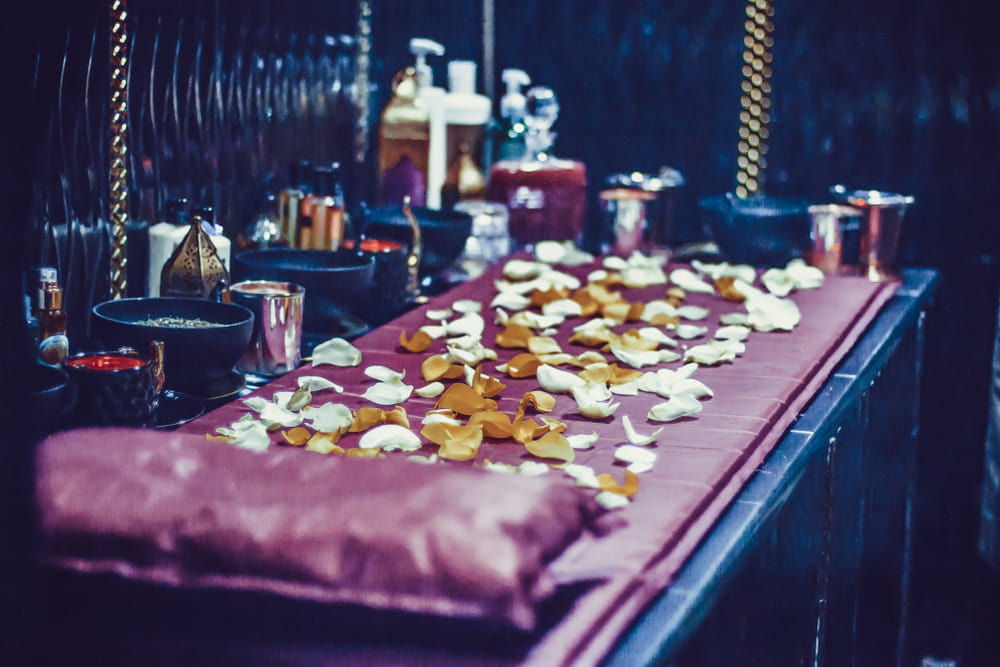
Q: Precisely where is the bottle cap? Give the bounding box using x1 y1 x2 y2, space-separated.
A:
448 60 477 94
409 37 445 88
501 69 531 121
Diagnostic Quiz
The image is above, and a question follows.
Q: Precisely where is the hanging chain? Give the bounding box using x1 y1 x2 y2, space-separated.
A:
109 0 129 298
735 0 774 199
353 0 372 167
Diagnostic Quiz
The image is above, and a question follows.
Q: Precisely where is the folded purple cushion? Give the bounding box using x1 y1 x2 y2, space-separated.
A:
35 428 598 631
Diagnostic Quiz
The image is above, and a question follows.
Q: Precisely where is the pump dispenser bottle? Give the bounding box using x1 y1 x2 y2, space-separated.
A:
377 38 445 207
486 86 586 247
497 69 531 161
439 60 490 209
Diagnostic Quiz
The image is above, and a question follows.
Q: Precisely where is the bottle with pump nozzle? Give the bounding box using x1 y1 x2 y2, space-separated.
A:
377 38 446 208
486 86 587 247
439 60 490 210
498 69 531 161
33 266 68 366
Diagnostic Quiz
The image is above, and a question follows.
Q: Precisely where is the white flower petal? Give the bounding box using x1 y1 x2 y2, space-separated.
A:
503 258 546 280
715 325 751 341
359 424 421 451
490 291 531 311
670 268 715 294
311 337 362 367
641 300 678 321
562 463 601 489
509 311 565 330
648 394 704 421
364 365 406 383
452 299 483 313
622 414 663 446
303 402 353 433
761 268 795 297
587 269 609 283
670 377 715 400
415 381 445 398
785 258 824 289
621 265 668 289
676 305 710 321
595 490 631 510
567 432 600 450
542 299 583 318
259 402 303 427
746 293 801 332
675 324 708 340
536 364 585 393
362 381 414 406
297 375 344 393
610 380 639 396
610 345 661 369
408 453 440 464
445 312 486 339
637 327 678 347
615 444 657 465
720 311 750 326
421 411 462 426
418 324 448 339
243 396 270 413
602 255 628 270
658 349 682 363
426 308 453 321
518 461 550 476
627 461 656 474
230 420 271 452
683 343 737 365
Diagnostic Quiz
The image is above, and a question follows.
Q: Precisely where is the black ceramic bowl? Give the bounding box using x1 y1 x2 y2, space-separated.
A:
232 248 376 332
92 297 254 392
698 193 812 267
362 206 473 276
28 361 75 435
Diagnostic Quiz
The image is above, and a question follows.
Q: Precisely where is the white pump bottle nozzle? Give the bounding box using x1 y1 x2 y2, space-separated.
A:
500 69 531 121
409 38 445 88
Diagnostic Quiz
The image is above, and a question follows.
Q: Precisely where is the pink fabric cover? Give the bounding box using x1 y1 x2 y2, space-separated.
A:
35 427 599 631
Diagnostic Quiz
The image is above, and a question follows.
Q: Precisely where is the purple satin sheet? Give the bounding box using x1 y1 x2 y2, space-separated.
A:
41 257 894 666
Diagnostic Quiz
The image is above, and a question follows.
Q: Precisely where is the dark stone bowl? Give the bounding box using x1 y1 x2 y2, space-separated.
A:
698 193 812 267
232 248 376 333
361 206 473 276
92 297 254 392
28 361 76 436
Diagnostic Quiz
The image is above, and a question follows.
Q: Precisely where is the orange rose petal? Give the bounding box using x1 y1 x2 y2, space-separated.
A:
467 411 514 439
610 364 644 384
506 352 542 378
346 447 384 458
529 285 569 307
385 405 410 428
512 415 549 444
282 426 312 446
349 406 386 432
518 390 556 413
626 301 646 322
601 302 631 323
421 422 483 461
421 354 465 382
569 329 615 348
540 416 567 433
578 363 613 384
649 313 681 327
621 329 660 351
435 382 498 415
206 433 234 442
306 432 344 454
495 323 535 349
598 469 640 497
715 276 746 303
569 289 600 317
470 365 506 398
399 329 434 353
525 431 575 463
666 287 686 301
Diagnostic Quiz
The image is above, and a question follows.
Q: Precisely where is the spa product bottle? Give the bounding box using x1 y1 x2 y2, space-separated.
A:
377 38 445 207
497 68 530 162
440 60 490 209
238 191 287 251
308 163 348 250
148 199 231 296
486 86 586 247
35 269 68 366
279 159 312 248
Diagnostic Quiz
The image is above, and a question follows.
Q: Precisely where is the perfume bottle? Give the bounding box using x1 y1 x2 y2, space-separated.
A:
485 86 586 247
33 267 68 366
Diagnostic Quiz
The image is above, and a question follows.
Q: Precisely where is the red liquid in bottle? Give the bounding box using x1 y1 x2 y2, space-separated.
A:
486 158 586 246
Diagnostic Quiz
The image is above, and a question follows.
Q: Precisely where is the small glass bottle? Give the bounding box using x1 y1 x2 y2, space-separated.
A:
486 86 586 248
35 268 68 366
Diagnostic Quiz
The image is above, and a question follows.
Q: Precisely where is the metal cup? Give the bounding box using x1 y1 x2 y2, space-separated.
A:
600 188 656 256
806 204 864 275
830 186 915 282
230 280 305 377
605 167 685 258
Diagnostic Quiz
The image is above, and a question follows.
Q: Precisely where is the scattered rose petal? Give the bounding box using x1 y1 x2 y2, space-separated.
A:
305 402 353 433
567 432 600 449
495 323 534 349
503 258 546 280
525 431 575 463
260 402 304 427
670 268 715 294
359 424 422 451
506 352 543 378
491 291 531 310
675 324 708 340
562 463 601 488
637 327 678 347
418 324 448 339
297 376 344 393
595 491 631 509
610 345 661 369
746 293 802 332
715 324 751 341
517 461 552 476
311 337 362 367
622 415 663 445
435 382 498 415
281 426 311 446
421 355 465 382
467 411 514 438
683 342 737 365
536 364 586 393
415 382 445 398
676 304 710 321
362 381 414 406
761 267 796 297
426 308 453 320
527 336 562 356
305 432 344 455
648 394 704 421
421 422 483 461
452 298 483 313
398 329 434 353
720 311 750 326
615 444 658 469
542 298 584 318
519 390 557 413
610 380 639 396
598 469 640 497
785 258 824 289
421 410 462 426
